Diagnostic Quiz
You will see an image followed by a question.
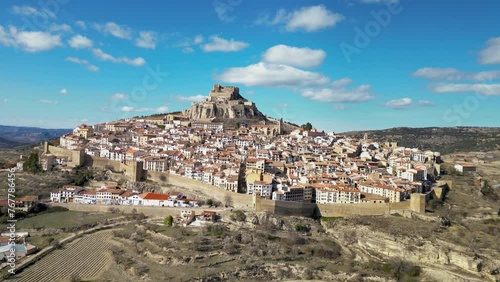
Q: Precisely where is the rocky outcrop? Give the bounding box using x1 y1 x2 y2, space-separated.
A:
185 84 266 121
327 224 500 282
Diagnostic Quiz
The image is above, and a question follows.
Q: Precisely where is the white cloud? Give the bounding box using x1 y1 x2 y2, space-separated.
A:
174 35 205 53
412 67 463 80
156 106 169 113
75 21 87 29
331 78 353 88
431 83 500 96
121 106 168 112
217 62 329 87
200 35 248 52
383 98 434 109
214 2 237 22
68 35 93 49
262 45 326 68
66 57 88 64
194 35 204 44
383 97 413 109
11 5 55 18
176 95 207 102
111 93 128 100
0 98 8 103
412 67 500 82
470 70 500 81
182 47 195 53
94 22 132 39
87 65 99 72
478 37 500 65
418 100 434 106
0 26 62 52
301 82 375 103
65 57 99 72
37 99 59 104
136 31 157 49
360 0 399 4
121 106 134 112
49 24 72 33
59 88 68 95
92 48 146 66
256 5 344 32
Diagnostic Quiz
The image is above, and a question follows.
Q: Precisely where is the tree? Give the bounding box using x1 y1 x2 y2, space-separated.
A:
230 210 246 222
206 199 214 206
301 122 313 131
159 174 167 182
23 152 41 173
224 194 233 207
164 215 173 226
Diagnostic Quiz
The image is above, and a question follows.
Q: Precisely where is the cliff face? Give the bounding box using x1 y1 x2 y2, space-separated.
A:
327 223 499 282
185 84 266 121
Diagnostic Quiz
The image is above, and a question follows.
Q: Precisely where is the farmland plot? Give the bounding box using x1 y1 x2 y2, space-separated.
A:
9 229 116 282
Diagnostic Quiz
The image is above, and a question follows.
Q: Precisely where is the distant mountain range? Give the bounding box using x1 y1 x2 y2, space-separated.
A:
342 126 500 154
0 125 71 148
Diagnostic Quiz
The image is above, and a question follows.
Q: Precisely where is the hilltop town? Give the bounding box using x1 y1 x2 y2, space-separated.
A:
2 85 499 282
29 84 450 214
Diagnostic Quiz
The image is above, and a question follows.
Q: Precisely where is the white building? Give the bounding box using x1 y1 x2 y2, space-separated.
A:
315 186 361 204
50 185 83 203
247 181 272 197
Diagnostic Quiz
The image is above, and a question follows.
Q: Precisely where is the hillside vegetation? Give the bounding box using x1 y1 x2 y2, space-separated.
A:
342 127 500 154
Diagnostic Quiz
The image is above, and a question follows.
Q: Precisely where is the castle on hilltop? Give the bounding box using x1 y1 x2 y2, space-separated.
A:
183 84 264 121
207 84 242 101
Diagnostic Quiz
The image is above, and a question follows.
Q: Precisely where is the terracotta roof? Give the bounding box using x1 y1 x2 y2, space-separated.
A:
139 193 169 200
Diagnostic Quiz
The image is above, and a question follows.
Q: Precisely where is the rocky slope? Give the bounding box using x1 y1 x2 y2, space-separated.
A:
184 84 266 122
325 217 500 282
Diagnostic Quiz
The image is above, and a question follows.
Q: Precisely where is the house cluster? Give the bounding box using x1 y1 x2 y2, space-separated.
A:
0 232 37 261
55 116 441 206
50 184 199 207
0 195 39 212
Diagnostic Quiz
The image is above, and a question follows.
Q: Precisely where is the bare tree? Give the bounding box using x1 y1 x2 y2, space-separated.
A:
224 194 233 208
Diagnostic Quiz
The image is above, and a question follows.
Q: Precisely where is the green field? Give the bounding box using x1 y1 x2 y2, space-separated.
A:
1 210 117 230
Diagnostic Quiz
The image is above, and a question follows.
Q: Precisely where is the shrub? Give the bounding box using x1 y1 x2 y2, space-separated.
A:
50 240 62 249
206 199 214 206
108 207 120 214
230 210 246 222
205 225 226 236
46 206 69 213
428 198 444 210
133 262 149 276
293 223 310 232
28 203 48 214
23 152 41 173
164 215 173 226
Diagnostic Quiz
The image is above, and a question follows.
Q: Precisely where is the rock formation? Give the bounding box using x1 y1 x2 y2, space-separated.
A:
184 84 266 121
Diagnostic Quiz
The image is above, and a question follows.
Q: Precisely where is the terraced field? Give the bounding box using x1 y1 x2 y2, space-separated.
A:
9 229 116 282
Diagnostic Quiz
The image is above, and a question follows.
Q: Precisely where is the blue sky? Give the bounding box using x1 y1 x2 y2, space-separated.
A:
0 0 499 132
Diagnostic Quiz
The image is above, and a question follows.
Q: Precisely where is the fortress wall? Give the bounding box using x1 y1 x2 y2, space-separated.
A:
146 170 170 183
167 174 253 209
255 196 417 217
389 201 412 210
84 155 123 171
48 145 73 161
317 202 390 217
